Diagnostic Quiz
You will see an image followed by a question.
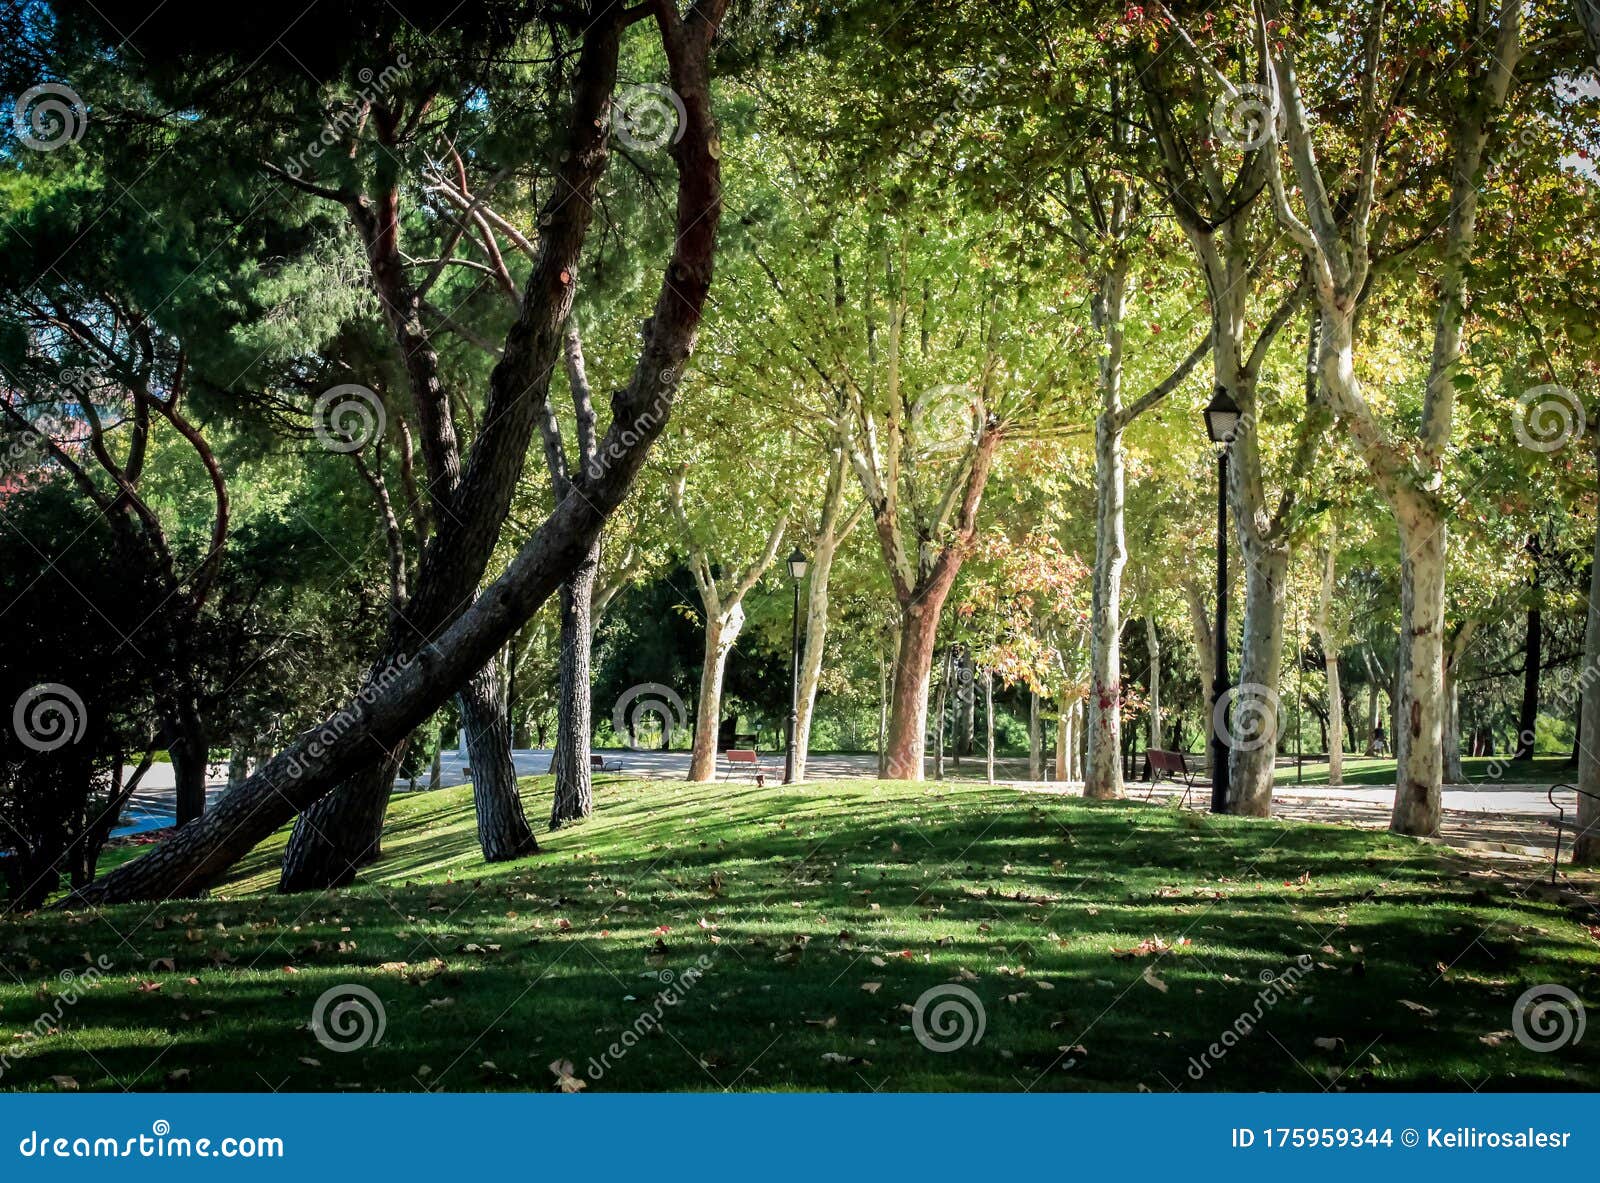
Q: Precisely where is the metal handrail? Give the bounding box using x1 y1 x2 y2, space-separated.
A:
1546 783 1600 883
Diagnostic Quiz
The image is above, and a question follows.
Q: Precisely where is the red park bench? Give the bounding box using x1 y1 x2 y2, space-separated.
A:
1143 748 1205 807
722 749 773 786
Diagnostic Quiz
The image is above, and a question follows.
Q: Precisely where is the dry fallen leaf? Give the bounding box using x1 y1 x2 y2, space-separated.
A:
1141 965 1168 993
1398 999 1437 1018
49 1075 79 1090
860 981 882 994
549 1059 586 1092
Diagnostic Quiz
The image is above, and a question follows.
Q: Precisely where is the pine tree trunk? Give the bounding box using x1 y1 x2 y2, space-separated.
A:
279 746 405 892
460 657 539 860
550 541 598 828
689 605 742 782
1390 503 1447 836
168 704 210 827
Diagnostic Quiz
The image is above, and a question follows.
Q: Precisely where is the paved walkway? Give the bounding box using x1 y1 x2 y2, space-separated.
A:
118 749 1580 866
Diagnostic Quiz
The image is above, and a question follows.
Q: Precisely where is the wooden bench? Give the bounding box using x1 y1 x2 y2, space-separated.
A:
543 753 623 775
722 748 772 786
1143 748 1205 807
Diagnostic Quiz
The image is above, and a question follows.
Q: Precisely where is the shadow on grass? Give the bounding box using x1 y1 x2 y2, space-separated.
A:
2 778 1596 1093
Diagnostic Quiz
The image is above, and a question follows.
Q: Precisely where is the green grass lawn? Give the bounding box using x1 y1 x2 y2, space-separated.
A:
1272 754 1578 787
3 777 1597 1093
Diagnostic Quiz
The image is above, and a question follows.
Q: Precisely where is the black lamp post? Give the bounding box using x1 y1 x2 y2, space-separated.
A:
1203 384 1241 813
784 546 808 785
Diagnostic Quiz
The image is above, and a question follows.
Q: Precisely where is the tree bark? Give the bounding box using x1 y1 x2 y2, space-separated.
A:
1442 620 1478 784
279 745 406 892
1514 535 1542 760
549 542 598 828
884 600 941 780
1144 611 1162 752
1055 699 1070 781
689 605 743 782
1574 481 1600 864
1313 542 1343 785
1028 690 1043 781
1389 501 1447 835
166 693 209 827
466 657 537 852
984 668 995 784
933 648 951 781
792 443 854 784
1181 580 1216 776
1085 408 1127 799
1227 531 1289 816
877 632 892 778
460 656 537 860
954 647 975 758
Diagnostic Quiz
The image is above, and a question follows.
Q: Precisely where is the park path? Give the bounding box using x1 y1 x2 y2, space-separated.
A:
117 749 1575 867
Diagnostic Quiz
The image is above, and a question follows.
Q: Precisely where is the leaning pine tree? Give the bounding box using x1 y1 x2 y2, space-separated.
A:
69 0 732 905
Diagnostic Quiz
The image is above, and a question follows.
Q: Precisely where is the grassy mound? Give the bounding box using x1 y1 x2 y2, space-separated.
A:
3 778 1596 1092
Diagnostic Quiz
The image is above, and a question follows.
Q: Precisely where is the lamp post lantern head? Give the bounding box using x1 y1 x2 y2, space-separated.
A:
787 547 809 580
1203 384 1242 444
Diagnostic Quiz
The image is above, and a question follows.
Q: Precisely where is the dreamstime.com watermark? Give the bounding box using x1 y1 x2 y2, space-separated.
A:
312 383 385 453
612 682 687 752
1512 383 1586 454
1185 955 1315 1081
586 955 712 1081
1211 82 1282 151
282 654 414 780
280 58 410 179
585 368 685 482
613 84 685 151
12 683 88 753
310 984 386 1052
1511 984 1586 1053
17 1121 283 1160
12 83 87 151
0 956 112 1081
911 983 987 1052
1213 681 1281 753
